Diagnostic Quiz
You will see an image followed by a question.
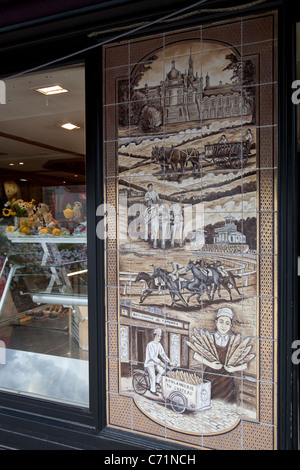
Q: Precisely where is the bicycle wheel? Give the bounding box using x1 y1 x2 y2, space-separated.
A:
169 391 187 414
132 371 149 395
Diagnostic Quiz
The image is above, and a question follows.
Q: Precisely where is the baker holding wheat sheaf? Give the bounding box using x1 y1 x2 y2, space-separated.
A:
187 307 255 404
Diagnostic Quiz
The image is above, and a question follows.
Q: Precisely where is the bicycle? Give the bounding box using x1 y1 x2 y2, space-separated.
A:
132 368 150 396
132 364 177 396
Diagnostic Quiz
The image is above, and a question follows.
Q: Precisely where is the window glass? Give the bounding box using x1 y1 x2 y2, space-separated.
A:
0 64 89 407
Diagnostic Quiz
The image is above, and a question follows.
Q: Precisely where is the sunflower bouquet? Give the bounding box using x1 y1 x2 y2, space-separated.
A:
2 198 35 218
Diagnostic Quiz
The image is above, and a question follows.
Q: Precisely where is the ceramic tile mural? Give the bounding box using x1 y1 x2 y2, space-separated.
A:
103 12 278 450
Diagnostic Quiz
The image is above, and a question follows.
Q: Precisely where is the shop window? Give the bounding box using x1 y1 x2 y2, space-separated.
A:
0 64 88 407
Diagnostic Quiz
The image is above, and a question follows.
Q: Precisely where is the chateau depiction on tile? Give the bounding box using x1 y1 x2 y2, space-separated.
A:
137 51 252 124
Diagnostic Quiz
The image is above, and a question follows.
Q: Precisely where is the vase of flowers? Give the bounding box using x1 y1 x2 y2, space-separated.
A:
2 199 36 227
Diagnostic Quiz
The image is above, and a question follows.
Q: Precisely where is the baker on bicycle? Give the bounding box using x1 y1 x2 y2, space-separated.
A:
144 327 175 396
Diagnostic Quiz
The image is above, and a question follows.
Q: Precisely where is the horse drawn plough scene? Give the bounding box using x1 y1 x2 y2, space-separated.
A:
119 125 255 180
114 39 259 434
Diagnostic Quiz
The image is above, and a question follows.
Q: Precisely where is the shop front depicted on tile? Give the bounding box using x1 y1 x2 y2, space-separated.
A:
104 12 278 450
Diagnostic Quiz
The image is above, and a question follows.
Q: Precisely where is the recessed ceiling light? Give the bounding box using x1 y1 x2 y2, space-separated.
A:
35 85 69 96
20 179 28 182
9 163 14 166
61 123 80 130
19 162 24 165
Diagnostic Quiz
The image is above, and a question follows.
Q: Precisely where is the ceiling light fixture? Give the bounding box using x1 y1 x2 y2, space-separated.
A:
61 123 80 130
35 85 69 95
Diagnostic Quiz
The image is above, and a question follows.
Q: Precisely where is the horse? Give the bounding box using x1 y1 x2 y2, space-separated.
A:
151 146 200 175
143 203 170 249
153 146 185 174
136 265 207 306
187 259 243 301
206 261 243 301
134 271 165 304
152 267 189 307
144 200 185 249
185 260 221 300
168 147 189 173
185 147 200 174
151 146 171 173
170 202 183 248
179 276 206 304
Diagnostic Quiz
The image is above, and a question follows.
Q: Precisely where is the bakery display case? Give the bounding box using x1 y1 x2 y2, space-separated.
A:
0 64 89 405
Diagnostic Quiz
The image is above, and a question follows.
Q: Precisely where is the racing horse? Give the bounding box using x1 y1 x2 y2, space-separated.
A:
150 266 209 307
134 271 165 304
151 266 189 307
185 260 221 300
206 260 243 301
186 259 242 301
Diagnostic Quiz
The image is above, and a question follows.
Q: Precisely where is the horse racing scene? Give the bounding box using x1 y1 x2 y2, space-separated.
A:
103 17 277 447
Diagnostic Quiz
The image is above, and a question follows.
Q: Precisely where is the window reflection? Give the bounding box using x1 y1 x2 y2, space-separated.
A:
0 64 89 406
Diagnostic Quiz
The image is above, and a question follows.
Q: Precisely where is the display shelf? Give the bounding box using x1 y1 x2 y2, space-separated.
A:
0 233 88 315
5 233 87 243
21 291 88 306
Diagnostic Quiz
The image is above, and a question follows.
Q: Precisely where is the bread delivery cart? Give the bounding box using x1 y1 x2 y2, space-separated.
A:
161 370 211 414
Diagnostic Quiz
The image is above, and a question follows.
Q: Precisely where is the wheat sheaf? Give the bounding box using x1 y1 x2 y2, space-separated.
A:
225 334 255 367
187 329 219 363
187 329 255 367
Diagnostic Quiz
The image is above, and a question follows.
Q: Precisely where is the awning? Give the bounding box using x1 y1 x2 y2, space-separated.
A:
0 0 132 30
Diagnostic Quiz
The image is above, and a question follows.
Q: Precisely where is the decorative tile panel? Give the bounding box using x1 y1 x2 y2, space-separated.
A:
103 11 277 450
